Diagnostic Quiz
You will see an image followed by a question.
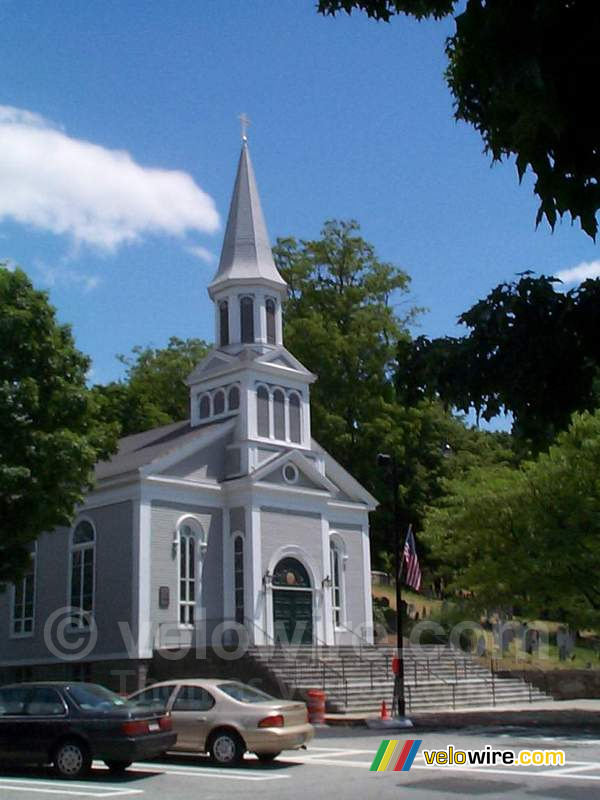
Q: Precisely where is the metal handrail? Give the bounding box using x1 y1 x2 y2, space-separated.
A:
245 618 349 708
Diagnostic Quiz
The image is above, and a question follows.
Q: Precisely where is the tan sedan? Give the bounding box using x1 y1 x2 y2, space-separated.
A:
127 679 313 765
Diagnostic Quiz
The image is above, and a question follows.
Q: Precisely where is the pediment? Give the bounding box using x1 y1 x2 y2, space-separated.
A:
187 350 237 384
252 450 337 495
255 347 314 377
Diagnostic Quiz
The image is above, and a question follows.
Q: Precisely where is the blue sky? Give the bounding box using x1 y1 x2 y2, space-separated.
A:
1 0 598 388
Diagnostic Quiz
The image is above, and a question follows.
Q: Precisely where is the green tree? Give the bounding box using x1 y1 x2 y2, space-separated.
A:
403 274 600 453
92 337 210 436
275 219 414 477
422 410 600 626
319 1 600 238
275 220 509 572
0 267 117 584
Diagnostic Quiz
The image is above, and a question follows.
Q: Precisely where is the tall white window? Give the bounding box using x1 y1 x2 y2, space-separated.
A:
266 298 276 344
273 389 285 440
213 389 225 415
240 296 254 343
12 547 36 636
178 519 205 626
70 520 95 624
330 540 344 628
219 300 229 346
228 385 240 411
289 392 302 443
199 394 211 419
233 535 244 625
257 385 270 436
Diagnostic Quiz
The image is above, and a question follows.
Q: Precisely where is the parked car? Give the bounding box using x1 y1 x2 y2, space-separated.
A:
128 679 314 765
0 682 176 778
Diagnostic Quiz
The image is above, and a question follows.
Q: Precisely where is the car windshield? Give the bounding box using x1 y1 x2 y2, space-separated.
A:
67 684 129 710
217 683 276 703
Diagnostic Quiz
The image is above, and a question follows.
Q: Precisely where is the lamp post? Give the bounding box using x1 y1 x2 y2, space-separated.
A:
376 452 406 719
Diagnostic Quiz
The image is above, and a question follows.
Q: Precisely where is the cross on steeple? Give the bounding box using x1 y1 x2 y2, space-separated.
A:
239 112 250 142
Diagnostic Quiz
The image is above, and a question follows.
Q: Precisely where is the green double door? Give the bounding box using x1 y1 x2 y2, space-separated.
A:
273 589 313 645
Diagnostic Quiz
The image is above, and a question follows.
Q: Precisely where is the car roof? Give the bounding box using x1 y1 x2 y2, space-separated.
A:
0 682 103 690
135 678 234 690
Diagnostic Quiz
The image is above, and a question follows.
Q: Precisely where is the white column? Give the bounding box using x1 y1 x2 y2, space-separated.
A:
276 301 284 346
247 505 264 645
136 487 153 659
231 294 241 344
361 522 374 644
321 517 335 645
302 391 311 445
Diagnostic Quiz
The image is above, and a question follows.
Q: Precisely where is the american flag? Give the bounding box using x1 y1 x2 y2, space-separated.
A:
402 526 422 592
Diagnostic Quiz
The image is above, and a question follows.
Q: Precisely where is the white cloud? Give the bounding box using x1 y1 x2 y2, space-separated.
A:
556 259 600 285
187 244 216 264
34 260 101 293
0 105 220 250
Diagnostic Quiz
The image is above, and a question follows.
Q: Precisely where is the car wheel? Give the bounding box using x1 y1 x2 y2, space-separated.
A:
53 740 92 779
104 760 133 773
209 730 245 766
256 751 281 763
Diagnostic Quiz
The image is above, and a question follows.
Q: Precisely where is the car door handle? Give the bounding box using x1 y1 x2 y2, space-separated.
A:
196 716 207 721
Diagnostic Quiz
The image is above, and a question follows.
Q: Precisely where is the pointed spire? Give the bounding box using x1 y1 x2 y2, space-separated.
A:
208 141 287 296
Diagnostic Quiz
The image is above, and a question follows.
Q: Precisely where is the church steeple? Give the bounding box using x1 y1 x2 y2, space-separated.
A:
208 140 287 297
208 136 287 350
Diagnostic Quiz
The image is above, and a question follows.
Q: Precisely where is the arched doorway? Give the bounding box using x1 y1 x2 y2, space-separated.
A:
272 557 313 645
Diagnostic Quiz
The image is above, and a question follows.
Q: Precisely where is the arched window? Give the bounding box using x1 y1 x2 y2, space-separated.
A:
257 385 270 437
273 389 285 439
234 535 244 625
219 301 229 347
289 393 301 443
199 394 211 420
273 557 311 588
240 297 254 343
330 540 344 628
228 385 240 411
213 389 225 415
266 298 276 344
178 522 201 626
70 520 95 624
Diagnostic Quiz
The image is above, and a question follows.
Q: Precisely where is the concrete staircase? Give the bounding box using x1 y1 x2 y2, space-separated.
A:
247 644 552 714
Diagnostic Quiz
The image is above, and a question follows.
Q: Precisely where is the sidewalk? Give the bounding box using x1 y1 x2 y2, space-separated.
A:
326 699 600 731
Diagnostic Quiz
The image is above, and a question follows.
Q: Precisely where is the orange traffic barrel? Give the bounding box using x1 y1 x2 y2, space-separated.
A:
306 689 326 725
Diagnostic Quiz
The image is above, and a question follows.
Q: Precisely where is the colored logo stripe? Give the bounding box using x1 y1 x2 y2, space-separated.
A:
394 739 422 772
370 739 423 772
370 739 389 771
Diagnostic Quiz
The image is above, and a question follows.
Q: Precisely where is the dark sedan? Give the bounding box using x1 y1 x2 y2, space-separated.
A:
0 682 176 778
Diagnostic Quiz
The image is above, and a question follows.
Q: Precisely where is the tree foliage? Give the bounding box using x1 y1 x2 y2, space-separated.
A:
422 410 600 627
92 337 210 436
401 274 600 453
274 220 413 474
274 220 508 569
0 267 117 584
319 1 600 238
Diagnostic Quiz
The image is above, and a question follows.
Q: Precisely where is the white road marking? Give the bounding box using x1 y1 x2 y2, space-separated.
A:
0 778 143 798
125 761 289 782
543 763 600 776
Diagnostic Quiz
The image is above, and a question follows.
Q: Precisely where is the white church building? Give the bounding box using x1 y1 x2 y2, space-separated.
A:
0 139 377 689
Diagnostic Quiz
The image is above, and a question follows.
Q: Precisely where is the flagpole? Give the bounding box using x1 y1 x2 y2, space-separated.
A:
376 452 413 729
392 454 405 717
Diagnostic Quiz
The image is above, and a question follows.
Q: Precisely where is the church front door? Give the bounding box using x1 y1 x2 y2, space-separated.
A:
272 557 313 645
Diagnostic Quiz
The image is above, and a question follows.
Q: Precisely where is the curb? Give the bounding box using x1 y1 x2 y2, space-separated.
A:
325 708 600 732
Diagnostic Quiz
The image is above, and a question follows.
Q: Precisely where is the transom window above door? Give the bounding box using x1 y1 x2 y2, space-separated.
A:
272 557 311 588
